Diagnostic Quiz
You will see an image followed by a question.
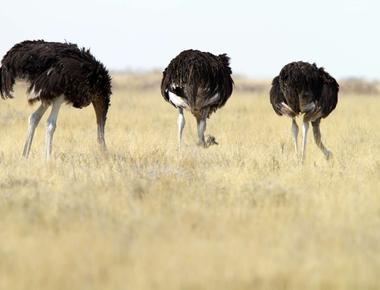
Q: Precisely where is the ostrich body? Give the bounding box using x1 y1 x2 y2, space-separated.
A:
270 61 338 161
0 40 111 159
161 49 233 148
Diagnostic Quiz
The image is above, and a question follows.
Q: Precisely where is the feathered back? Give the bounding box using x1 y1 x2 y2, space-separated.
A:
1 40 79 98
0 40 111 110
270 61 338 119
161 49 233 117
279 61 322 113
29 47 112 108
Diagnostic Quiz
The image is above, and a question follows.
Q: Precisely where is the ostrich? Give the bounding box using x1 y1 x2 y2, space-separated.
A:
161 49 233 148
270 61 339 161
0 40 111 159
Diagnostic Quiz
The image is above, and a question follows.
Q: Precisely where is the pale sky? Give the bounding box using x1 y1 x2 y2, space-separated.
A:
1 0 379 79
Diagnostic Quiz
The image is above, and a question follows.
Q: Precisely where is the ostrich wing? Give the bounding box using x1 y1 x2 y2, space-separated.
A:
270 76 286 116
319 73 339 118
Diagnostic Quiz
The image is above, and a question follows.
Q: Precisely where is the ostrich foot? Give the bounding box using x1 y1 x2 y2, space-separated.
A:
197 140 206 148
197 135 218 148
206 135 218 147
324 150 333 160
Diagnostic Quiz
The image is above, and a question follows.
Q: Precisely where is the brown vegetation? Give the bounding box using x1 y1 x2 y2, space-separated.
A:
0 77 379 290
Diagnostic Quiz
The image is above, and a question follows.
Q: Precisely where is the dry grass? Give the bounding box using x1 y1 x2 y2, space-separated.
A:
0 81 380 290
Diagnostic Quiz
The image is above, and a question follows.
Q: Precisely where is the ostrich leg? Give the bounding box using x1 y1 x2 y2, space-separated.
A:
196 107 212 148
177 108 185 149
312 119 332 160
45 96 64 159
291 118 299 156
22 103 49 158
300 121 309 162
196 114 207 147
196 118 206 147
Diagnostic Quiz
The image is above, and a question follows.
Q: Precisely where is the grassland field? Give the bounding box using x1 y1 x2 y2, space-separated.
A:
0 76 380 290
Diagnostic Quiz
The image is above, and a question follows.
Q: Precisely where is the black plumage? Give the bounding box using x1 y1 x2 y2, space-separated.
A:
270 61 338 120
161 49 233 147
0 40 112 158
270 61 339 161
1 40 111 108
